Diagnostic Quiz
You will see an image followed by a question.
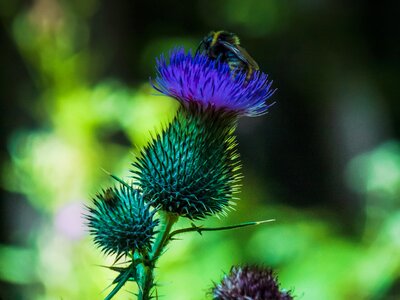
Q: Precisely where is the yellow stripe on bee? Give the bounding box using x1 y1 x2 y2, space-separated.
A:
211 31 223 47
246 68 253 81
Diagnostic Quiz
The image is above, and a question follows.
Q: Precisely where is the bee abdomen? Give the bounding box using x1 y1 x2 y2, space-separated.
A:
227 59 245 71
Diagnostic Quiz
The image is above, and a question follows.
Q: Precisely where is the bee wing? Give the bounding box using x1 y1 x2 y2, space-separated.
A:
196 40 206 55
236 45 259 69
219 41 259 70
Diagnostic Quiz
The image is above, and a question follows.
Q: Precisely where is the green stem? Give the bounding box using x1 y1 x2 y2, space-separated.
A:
138 212 178 300
168 219 275 241
137 251 151 300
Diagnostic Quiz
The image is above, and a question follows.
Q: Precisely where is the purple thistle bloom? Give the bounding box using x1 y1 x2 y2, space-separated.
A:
152 48 276 117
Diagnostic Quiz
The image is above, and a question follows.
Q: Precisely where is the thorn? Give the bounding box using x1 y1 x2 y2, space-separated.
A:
101 168 111 175
169 237 181 241
255 219 276 225
113 252 125 265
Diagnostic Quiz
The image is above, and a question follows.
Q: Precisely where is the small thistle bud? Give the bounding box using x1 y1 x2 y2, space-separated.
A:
85 186 159 257
213 265 293 300
131 105 241 220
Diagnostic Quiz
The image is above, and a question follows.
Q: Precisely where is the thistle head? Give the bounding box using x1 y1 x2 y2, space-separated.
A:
213 265 293 300
85 186 159 257
132 106 241 220
153 48 275 117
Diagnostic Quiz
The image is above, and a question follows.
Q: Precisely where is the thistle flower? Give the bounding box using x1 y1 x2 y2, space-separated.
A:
152 48 275 117
85 186 159 257
213 265 293 300
131 105 241 219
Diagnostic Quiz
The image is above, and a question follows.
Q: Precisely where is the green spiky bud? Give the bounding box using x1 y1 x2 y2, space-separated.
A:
85 186 159 257
131 104 241 219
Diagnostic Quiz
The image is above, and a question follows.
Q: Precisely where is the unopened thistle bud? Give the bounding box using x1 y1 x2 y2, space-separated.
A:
85 186 159 257
132 106 241 219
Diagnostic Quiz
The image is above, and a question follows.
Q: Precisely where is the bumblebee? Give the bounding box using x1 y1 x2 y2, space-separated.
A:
196 30 259 80
102 188 117 204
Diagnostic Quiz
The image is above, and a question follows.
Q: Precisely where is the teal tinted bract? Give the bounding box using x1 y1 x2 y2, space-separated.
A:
85 187 159 257
131 105 241 219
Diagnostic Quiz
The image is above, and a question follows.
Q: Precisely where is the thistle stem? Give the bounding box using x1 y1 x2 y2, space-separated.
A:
138 212 178 300
137 251 151 300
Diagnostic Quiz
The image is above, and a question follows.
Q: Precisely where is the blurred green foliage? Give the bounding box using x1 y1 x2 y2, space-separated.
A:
1 0 399 299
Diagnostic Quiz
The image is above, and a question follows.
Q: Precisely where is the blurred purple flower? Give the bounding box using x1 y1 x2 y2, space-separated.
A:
153 48 276 117
55 201 86 241
213 265 293 300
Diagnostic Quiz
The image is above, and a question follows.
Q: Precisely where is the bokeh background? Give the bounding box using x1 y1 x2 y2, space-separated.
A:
1 0 400 299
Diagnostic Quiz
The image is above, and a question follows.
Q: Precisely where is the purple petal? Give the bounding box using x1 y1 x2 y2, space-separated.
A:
152 48 276 117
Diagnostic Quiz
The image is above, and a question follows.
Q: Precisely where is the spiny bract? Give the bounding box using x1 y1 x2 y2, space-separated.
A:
85 186 159 257
131 105 241 219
